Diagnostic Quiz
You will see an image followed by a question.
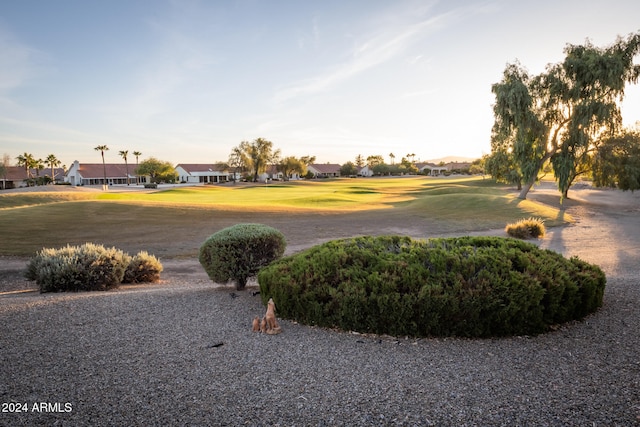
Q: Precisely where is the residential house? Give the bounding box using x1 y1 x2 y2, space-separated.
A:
65 160 137 186
307 163 341 178
445 162 472 173
175 164 234 184
358 165 375 177
1 166 65 189
258 164 306 182
416 162 448 176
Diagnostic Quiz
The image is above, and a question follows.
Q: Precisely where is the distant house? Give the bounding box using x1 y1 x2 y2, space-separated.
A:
258 164 306 182
175 164 234 184
65 160 137 186
307 163 341 178
358 165 374 177
445 162 472 172
416 162 448 176
0 166 65 189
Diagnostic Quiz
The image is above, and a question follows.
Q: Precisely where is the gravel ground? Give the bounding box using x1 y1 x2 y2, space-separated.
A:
1 184 639 426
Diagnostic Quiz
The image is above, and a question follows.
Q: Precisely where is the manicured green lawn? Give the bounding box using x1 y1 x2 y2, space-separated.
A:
0 176 570 257
95 177 426 210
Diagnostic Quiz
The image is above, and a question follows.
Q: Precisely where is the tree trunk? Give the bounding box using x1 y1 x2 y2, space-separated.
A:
235 276 248 290
518 178 535 199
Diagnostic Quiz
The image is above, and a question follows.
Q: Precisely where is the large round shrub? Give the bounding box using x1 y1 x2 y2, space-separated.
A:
199 223 286 290
258 235 606 337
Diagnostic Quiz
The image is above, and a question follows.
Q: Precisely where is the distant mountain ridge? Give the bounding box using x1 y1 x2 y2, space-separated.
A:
425 156 477 164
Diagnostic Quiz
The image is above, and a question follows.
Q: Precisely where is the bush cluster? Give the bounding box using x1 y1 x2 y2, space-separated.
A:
25 243 163 292
199 223 286 290
505 217 546 239
258 235 606 338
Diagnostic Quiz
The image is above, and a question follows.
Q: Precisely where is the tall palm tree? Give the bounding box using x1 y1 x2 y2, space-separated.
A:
16 152 36 185
45 154 61 184
119 150 130 185
133 151 142 184
94 145 109 188
34 158 45 184
389 152 395 165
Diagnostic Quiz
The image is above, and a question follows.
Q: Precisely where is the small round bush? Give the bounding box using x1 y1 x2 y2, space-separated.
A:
123 251 163 283
26 243 130 292
258 235 606 338
199 223 286 290
506 217 546 239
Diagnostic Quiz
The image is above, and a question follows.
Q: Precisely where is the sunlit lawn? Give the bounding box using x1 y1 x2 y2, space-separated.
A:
0 176 571 257
96 177 428 211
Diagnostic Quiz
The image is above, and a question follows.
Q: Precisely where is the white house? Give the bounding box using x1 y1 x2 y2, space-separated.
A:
66 161 137 186
416 162 448 176
358 165 374 177
175 164 234 184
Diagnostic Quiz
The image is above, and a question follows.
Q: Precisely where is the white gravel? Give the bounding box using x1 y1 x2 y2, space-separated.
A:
1 185 639 426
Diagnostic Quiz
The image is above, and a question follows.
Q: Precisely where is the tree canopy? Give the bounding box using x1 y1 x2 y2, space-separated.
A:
488 32 640 199
136 157 178 183
277 156 306 180
592 128 640 191
340 161 358 176
233 138 281 182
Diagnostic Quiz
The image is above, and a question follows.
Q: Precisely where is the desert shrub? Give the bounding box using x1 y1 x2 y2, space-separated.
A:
199 223 286 290
25 244 163 292
123 251 163 283
505 217 546 239
258 235 606 338
26 243 131 292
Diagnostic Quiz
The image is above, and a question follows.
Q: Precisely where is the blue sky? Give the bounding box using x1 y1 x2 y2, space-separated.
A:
1 0 639 167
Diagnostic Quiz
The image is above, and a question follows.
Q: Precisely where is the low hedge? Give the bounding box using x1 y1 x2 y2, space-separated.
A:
25 243 163 292
258 235 606 338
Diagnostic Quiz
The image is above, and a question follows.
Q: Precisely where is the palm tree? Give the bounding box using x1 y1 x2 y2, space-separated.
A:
94 145 109 188
133 151 142 184
16 152 36 186
34 158 45 184
389 152 395 165
45 154 61 184
119 150 130 185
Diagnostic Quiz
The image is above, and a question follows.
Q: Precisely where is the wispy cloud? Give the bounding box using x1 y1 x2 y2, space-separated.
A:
273 8 456 104
0 27 38 93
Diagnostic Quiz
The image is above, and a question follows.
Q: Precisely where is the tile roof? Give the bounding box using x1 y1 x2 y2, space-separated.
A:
76 163 135 178
309 163 341 174
1 166 65 180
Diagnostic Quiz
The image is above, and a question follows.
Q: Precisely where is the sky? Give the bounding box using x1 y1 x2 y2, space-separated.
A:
1 0 639 167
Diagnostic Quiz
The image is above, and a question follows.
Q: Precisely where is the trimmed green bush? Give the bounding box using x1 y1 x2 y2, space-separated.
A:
199 223 286 290
25 243 163 292
258 235 606 338
506 217 546 239
123 251 163 283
